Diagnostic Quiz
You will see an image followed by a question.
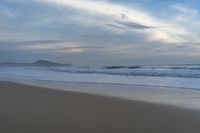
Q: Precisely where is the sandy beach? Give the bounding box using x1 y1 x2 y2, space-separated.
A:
1 81 200 133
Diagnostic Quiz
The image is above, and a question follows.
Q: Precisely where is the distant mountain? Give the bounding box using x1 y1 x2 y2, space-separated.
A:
0 60 72 67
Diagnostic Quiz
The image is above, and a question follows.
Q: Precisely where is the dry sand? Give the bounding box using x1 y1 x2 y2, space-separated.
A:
1 81 200 133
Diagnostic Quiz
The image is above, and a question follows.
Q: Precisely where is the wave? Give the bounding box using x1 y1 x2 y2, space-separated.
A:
105 65 200 70
49 65 200 78
1 66 200 89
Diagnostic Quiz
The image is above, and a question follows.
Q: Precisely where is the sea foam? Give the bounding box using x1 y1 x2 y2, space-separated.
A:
0 65 200 89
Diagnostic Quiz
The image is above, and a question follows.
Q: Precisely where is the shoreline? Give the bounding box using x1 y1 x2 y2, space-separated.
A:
1 81 200 133
0 72 196 90
1 75 200 110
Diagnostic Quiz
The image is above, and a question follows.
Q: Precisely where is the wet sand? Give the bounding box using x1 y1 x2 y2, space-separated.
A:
1 81 200 133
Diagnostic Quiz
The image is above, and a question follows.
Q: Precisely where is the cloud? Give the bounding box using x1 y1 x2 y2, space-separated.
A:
1 0 200 65
0 38 104 55
171 4 198 16
34 0 188 44
0 40 62 45
116 21 155 29
105 24 124 29
169 4 200 42
0 4 15 19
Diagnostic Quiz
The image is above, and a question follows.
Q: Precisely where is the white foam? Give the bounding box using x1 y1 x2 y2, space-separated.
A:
1 66 200 109
0 66 200 89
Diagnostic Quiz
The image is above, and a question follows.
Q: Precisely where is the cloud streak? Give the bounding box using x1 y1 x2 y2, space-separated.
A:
36 0 188 43
1 0 200 65
116 21 155 29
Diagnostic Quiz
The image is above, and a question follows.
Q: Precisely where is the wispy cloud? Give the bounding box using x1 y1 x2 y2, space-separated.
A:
1 0 200 65
171 4 198 16
170 4 200 42
35 0 188 43
116 21 155 29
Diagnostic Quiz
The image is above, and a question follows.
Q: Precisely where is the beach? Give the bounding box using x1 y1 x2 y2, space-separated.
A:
1 81 200 133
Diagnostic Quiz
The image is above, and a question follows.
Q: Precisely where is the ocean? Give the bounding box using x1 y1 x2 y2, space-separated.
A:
1 64 200 109
0 64 200 89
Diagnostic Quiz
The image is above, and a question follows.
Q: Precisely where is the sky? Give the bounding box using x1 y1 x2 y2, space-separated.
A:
0 0 200 66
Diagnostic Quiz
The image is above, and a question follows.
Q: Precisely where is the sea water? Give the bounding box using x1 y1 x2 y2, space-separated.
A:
0 65 200 89
1 65 200 109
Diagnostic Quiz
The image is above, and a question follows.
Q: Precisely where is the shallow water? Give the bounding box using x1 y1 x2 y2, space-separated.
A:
0 66 200 89
1 74 200 110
